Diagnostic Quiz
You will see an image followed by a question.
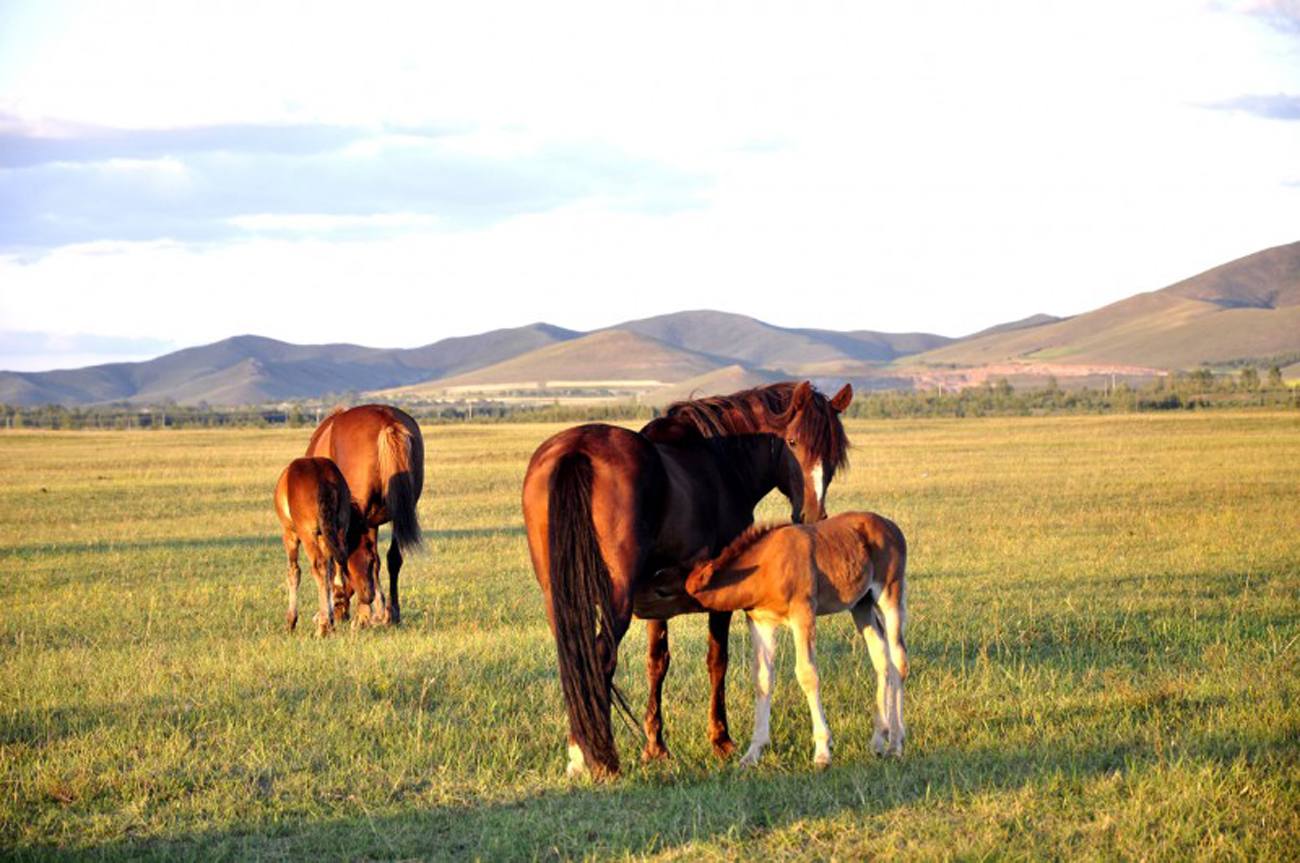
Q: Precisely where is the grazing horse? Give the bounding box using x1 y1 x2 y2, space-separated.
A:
274 457 381 635
683 511 909 766
522 381 853 778
306 404 424 625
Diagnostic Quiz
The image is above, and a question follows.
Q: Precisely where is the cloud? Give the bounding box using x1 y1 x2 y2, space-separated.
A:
0 121 709 252
0 330 178 372
1238 0 1300 33
1207 93 1300 120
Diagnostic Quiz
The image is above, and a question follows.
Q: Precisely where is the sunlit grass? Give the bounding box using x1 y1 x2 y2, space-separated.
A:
1 413 1298 858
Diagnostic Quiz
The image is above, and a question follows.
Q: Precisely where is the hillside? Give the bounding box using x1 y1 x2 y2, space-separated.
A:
0 324 576 407
3 240 1297 407
911 241 1300 369
387 330 722 395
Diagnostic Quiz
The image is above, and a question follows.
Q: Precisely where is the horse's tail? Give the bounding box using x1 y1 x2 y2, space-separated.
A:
547 451 620 777
378 421 423 554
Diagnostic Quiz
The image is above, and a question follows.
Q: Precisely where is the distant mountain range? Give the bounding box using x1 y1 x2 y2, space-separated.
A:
3 240 1297 407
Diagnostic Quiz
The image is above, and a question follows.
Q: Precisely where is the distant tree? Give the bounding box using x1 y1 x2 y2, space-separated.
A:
1239 367 1260 391
1266 366 1284 390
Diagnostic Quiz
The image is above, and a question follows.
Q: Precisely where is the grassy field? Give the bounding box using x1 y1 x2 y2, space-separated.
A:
1 412 1298 859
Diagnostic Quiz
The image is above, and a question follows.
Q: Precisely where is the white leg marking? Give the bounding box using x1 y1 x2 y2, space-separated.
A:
566 742 588 778
741 617 779 767
792 617 831 767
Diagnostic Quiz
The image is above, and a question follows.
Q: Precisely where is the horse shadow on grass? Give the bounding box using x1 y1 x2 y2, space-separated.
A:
22 638 1293 860
45 720 1292 861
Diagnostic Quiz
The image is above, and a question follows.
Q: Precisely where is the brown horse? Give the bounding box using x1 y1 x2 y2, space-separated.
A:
306 404 424 625
522 381 853 778
684 512 909 766
274 456 381 635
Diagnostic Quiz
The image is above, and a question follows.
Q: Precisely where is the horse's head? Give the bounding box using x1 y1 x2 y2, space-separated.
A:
345 503 380 604
775 381 852 523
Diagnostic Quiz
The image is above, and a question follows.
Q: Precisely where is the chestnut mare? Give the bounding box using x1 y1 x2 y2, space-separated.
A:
306 404 424 625
522 381 852 778
683 511 909 767
274 456 380 636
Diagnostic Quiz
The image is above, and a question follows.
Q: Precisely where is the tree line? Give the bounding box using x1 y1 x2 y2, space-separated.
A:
2 367 1296 430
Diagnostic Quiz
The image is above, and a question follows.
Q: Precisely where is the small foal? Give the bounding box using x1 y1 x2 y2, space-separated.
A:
684 511 908 767
274 456 378 636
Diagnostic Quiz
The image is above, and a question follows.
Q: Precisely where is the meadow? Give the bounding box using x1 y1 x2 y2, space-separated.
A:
1 412 1297 859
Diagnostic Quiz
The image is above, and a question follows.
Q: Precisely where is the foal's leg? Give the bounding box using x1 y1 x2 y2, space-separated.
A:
851 602 892 755
790 613 831 767
877 584 908 756
707 610 737 758
283 531 301 632
641 619 671 761
740 616 779 767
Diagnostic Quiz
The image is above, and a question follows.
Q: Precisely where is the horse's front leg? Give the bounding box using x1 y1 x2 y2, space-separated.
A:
791 614 831 768
641 619 671 761
740 616 778 767
707 610 737 758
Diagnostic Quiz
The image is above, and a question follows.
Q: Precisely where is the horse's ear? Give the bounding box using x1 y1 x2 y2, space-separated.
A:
791 380 813 411
830 383 853 413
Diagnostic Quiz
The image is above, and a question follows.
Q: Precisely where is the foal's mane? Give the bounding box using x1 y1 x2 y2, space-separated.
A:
665 382 850 471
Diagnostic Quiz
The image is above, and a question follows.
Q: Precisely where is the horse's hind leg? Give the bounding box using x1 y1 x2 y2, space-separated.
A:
309 540 335 637
878 582 908 756
851 602 892 755
641 619 671 761
383 531 399 625
791 614 831 768
740 616 779 767
283 531 301 632
852 599 905 757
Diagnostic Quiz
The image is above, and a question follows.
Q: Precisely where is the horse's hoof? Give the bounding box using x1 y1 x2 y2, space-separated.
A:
813 755 831 771
711 738 737 760
641 743 671 763
387 605 401 626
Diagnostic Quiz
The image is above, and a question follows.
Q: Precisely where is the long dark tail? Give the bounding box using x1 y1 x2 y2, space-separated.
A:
378 423 422 553
548 452 620 777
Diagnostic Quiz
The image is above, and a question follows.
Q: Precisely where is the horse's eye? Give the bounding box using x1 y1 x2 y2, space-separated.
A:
787 437 797 447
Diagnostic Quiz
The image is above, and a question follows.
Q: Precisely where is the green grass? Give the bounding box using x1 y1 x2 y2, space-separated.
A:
2 413 1298 859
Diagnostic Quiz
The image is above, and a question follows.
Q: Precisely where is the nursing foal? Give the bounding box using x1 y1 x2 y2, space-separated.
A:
684 511 908 767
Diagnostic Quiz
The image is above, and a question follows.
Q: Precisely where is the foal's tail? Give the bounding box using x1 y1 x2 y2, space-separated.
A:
547 452 620 777
872 516 909 679
317 474 349 573
378 422 423 554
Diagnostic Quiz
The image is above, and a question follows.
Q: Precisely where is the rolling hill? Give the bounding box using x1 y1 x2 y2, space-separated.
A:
3 240 1297 407
909 241 1300 369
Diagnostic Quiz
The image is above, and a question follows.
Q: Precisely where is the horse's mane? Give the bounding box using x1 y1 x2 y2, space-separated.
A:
665 382 850 472
692 521 790 579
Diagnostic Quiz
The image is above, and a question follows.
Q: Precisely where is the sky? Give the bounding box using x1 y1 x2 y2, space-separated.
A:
1 0 1299 372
